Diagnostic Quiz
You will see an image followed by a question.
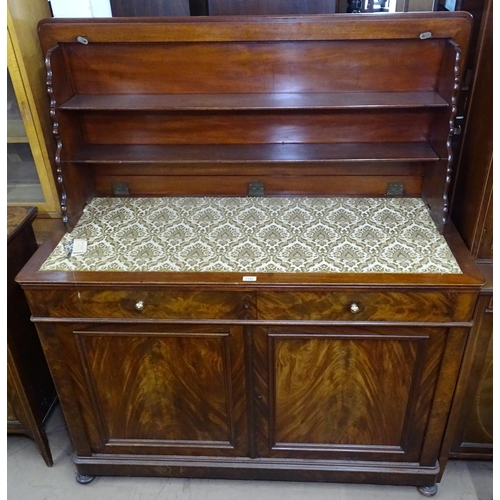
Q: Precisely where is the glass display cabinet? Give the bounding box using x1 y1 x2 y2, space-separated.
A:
7 0 60 220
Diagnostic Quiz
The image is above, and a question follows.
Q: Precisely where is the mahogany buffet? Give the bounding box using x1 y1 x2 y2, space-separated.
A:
17 13 483 496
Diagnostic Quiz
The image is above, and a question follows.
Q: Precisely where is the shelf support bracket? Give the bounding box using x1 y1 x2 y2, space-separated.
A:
248 182 265 197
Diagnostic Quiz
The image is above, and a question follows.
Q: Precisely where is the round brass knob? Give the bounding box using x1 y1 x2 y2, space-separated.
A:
135 301 144 311
350 303 360 314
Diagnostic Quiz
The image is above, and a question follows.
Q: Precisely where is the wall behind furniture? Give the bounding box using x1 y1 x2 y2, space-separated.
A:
49 0 112 17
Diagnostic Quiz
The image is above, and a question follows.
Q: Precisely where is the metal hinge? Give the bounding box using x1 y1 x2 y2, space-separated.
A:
386 182 404 197
248 182 265 197
454 115 464 136
113 182 130 197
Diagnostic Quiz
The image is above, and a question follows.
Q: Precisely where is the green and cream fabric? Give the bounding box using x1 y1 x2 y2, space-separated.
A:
41 197 462 274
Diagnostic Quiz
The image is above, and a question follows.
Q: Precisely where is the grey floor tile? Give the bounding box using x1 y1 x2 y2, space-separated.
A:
7 406 493 500
466 461 493 500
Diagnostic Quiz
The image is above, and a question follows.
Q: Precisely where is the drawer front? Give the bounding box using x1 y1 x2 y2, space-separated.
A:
257 291 475 322
31 289 476 322
40 289 251 320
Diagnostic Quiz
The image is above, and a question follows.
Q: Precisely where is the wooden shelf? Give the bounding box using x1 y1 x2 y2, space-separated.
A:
59 92 449 112
67 142 440 165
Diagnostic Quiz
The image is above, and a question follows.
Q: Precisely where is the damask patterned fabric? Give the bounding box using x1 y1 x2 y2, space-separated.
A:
41 197 462 274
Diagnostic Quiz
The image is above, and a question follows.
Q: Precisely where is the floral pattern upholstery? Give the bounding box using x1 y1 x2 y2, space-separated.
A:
41 197 462 274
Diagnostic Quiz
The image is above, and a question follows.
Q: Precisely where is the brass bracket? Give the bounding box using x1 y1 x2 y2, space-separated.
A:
113 182 130 197
248 182 265 197
386 182 404 197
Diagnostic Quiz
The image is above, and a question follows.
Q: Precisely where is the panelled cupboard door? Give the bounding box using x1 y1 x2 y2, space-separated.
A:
51 323 248 457
460 314 493 448
252 325 453 463
450 301 493 457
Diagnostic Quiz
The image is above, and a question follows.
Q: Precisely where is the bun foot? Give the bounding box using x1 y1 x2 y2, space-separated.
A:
418 484 438 497
76 473 96 485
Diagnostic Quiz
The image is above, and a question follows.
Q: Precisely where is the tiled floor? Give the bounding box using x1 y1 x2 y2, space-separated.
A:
8 406 493 500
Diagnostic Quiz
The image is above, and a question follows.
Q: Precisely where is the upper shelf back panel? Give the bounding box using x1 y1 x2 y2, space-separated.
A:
38 13 472 96
62 39 444 95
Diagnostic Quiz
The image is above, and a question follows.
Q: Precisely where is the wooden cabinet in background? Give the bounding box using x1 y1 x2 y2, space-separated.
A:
110 0 191 16
7 0 63 243
450 0 492 261
441 264 492 461
109 0 338 16
7 206 58 467
449 265 492 458
207 0 338 15
443 0 492 462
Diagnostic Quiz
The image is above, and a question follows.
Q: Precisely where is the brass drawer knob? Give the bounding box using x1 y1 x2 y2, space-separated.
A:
135 301 144 311
350 303 360 314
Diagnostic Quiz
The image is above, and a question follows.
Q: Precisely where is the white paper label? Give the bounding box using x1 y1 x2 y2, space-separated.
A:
242 276 257 282
72 239 88 255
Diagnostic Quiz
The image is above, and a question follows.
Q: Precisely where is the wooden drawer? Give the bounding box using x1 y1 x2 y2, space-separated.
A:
35 289 250 320
31 289 476 322
257 291 475 322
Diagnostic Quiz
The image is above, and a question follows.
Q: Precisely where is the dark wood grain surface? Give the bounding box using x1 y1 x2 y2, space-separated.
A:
79 110 435 146
62 40 444 95
207 0 338 15
110 0 190 16
7 206 37 242
443 0 493 464
60 92 449 111
7 206 57 467
40 289 251 319
70 143 439 163
451 0 492 260
257 290 476 322
458 306 493 449
441 267 493 463
251 324 460 464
